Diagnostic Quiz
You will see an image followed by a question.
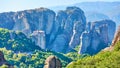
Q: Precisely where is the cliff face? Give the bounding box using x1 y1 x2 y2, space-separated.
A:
112 26 120 46
31 30 46 49
0 7 86 53
103 26 120 51
0 7 116 54
79 20 116 55
51 7 86 53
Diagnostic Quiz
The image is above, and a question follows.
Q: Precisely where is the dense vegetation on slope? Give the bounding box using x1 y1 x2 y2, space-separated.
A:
65 45 89 61
67 41 120 68
1 47 85 68
0 28 40 52
0 48 72 68
0 28 75 67
3 27 118 68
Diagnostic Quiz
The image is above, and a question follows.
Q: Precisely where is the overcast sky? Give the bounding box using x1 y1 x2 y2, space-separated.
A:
0 0 120 12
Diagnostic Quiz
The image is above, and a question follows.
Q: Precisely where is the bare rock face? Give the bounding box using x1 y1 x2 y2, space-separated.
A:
104 26 120 51
79 20 116 55
111 26 120 46
31 30 46 49
51 7 86 53
0 7 86 53
44 56 61 68
0 7 116 55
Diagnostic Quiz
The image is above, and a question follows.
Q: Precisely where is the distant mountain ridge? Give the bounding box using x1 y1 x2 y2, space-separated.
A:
74 2 120 16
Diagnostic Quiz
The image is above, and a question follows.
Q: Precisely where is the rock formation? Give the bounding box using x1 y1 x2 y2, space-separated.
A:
51 7 86 53
111 26 120 46
79 20 116 55
0 7 86 53
0 7 116 54
104 26 120 51
44 56 61 68
31 30 46 49
0 51 13 68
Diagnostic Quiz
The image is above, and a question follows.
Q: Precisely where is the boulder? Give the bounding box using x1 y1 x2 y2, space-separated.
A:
44 56 61 68
0 51 13 68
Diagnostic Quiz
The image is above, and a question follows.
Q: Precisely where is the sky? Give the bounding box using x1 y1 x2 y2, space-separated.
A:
0 0 120 13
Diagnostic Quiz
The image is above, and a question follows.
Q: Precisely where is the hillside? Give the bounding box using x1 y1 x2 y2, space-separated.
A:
0 28 73 68
67 40 120 68
0 28 40 52
0 6 118 68
67 26 120 68
0 48 73 68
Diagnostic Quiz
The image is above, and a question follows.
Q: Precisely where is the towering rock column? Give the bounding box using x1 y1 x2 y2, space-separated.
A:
31 30 46 49
79 20 116 55
51 7 86 53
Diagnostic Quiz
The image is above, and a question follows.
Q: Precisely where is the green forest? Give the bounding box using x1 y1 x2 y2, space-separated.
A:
67 41 120 68
0 28 82 68
0 28 120 68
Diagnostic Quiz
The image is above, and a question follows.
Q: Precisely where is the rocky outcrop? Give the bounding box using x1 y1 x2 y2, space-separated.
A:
79 20 116 55
93 20 116 43
31 30 46 49
51 7 86 53
44 56 61 68
0 7 86 53
0 51 13 68
0 8 55 36
111 26 120 46
69 21 85 48
0 51 8 66
104 26 120 51
0 7 116 54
